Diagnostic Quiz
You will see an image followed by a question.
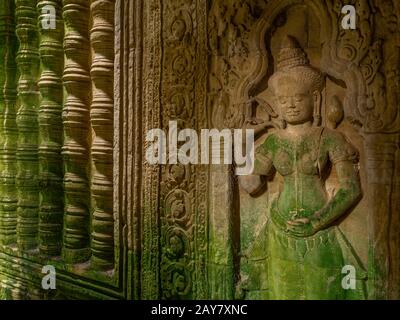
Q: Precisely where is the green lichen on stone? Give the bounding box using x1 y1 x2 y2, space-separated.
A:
15 0 41 251
37 0 64 257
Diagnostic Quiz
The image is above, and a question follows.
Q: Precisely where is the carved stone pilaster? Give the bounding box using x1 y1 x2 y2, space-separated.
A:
390 144 400 299
208 164 236 299
62 0 91 263
141 0 162 299
89 0 115 271
159 0 194 299
15 0 40 251
0 0 18 245
364 134 400 299
158 0 209 300
37 0 64 256
113 0 143 299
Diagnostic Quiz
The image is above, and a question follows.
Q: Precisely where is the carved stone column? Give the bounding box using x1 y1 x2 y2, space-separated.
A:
89 0 115 271
62 0 91 263
0 0 18 246
15 0 40 251
37 0 64 256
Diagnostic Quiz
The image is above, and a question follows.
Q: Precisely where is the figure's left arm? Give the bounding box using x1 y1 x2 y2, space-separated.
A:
311 159 362 231
287 131 362 236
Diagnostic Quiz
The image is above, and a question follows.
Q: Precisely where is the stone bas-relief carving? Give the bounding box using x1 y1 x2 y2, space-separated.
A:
238 36 365 299
0 0 400 300
208 0 400 300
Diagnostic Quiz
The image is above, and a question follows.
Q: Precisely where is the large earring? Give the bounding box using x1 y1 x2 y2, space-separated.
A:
313 91 322 126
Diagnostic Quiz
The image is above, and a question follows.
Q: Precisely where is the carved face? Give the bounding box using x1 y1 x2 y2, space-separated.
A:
274 76 316 125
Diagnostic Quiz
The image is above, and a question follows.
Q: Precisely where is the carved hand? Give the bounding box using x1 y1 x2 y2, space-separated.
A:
242 118 271 138
286 215 321 237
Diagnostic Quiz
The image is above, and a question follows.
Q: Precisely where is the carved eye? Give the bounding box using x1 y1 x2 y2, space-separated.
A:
278 97 287 104
294 95 303 102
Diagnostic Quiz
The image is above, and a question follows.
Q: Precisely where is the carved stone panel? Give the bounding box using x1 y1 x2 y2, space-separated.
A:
0 0 399 301
206 0 400 300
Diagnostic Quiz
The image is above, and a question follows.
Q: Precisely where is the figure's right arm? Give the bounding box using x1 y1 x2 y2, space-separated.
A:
239 135 275 196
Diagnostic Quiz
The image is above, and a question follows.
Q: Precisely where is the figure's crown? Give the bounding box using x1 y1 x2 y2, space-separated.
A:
277 35 310 71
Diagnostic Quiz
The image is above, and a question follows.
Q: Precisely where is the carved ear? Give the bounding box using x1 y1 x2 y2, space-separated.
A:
313 90 322 126
271 96 287 129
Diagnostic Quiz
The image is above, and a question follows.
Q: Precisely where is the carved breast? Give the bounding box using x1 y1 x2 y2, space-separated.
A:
299 151 320 175
273 129 327 177
274 149 293 176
